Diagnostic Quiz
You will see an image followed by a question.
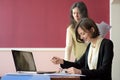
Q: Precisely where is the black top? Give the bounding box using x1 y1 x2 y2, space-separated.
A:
61 39 114 80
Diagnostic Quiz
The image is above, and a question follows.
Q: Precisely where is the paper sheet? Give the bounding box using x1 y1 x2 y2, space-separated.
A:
44 73 86 77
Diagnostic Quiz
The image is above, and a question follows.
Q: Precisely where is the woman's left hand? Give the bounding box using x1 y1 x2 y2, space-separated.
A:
66 67 81 74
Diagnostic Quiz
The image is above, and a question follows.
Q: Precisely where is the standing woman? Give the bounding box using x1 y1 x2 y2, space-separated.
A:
64 1 88 61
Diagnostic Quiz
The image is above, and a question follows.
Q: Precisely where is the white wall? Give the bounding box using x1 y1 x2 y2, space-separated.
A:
110 0 120 80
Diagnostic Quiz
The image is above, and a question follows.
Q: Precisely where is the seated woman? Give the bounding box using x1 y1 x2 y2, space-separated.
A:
51 18 114 80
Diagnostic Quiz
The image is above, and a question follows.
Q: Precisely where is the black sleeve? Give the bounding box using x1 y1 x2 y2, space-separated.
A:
60 52 86 69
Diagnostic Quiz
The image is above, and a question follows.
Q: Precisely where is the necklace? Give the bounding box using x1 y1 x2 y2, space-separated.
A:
91 36 100 48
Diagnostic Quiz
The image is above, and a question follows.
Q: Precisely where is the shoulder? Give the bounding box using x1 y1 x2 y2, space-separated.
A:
101 38 114 47
67 24 74 32
67 24 74 30
102 38 113 44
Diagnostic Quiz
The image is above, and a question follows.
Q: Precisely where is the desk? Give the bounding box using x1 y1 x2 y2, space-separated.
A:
51 76 80 80
1 74 80 80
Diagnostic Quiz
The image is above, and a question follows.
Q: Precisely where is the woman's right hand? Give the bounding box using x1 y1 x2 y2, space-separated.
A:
51 56 64 64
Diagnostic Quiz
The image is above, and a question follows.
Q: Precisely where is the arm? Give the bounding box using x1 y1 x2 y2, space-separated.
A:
51 52 87 74
51 56 83 74
61 52 86 69
64 27 73 61
60 53 86 74
51 53 86 69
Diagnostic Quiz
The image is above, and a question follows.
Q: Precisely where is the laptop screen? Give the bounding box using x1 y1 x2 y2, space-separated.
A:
12 50 37 72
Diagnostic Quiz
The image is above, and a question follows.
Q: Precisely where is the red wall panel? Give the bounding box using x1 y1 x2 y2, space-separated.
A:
0 0 109 47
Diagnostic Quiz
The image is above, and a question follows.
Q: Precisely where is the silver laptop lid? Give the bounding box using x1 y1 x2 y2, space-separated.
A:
12 50 37 72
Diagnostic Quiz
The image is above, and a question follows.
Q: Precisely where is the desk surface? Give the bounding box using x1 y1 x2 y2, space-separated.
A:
1 74 80 80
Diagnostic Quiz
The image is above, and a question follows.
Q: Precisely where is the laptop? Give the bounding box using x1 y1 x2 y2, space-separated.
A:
11 50 56 74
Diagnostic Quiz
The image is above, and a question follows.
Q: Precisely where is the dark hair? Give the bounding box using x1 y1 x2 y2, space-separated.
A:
70 1 88 28
75 18 100 42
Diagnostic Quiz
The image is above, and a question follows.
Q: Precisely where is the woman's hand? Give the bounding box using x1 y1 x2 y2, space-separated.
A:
66 67 81 74
51 56 64 64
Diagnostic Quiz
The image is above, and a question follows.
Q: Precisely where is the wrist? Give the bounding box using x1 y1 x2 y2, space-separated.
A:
79 70 82 74
60 59 64 64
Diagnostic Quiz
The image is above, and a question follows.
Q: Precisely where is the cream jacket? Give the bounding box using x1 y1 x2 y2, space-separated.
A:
64 25 87 61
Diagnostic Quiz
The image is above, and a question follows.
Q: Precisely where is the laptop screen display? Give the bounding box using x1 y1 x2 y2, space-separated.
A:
12 50 36 72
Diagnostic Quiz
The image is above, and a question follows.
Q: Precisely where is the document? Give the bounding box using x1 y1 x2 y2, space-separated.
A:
96 21 111 37
44 73 86 77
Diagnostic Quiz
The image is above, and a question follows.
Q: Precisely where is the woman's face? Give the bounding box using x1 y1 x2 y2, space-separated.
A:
77 27 92 43
72 7 81 23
